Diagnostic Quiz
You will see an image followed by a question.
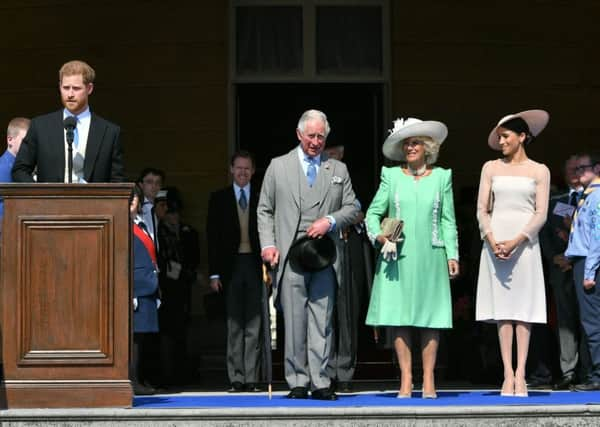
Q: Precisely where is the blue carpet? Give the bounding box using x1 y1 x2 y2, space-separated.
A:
134 390 600 408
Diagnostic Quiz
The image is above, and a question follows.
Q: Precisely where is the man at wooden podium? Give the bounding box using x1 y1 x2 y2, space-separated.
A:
11 60 124 183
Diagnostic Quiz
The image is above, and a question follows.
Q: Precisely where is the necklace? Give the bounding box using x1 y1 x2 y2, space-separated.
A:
407 164 427 176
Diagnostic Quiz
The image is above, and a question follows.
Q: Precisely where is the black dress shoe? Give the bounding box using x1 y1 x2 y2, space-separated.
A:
228 381 245 393
133 382 155 395
526 378 552 389
553 375 575 390
246 383 263 392
287 386 309 399
337 382 353 393
311 387 338 401
573 382 600 391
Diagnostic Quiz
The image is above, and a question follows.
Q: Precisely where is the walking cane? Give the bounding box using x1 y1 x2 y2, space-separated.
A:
261 264 273 399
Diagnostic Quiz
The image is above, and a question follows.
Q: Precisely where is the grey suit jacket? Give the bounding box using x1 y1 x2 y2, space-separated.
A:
257 147 359 301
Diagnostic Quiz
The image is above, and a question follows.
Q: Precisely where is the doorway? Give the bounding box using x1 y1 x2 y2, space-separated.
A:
236 83 383 205
235 82 400 380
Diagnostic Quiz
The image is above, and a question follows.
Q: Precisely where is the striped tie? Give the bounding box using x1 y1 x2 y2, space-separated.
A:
571 178 600 232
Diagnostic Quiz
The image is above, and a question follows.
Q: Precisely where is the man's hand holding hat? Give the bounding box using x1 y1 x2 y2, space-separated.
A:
306 217 332 239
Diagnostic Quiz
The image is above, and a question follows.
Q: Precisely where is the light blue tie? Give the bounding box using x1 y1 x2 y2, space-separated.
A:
306 157 317 187
73 121 79 149
239 189 248 210
70 116 85 182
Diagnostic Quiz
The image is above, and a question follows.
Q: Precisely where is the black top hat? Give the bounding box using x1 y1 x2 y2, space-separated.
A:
288 234 337 272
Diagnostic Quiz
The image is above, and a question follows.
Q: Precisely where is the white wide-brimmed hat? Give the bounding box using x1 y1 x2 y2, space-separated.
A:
382 117 448 161
488 109 549 150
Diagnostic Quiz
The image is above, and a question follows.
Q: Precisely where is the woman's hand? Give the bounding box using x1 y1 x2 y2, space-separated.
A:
448 259 459 278
376 234 388 245
485 233 503 258
380 239 397 261
496 235 526 260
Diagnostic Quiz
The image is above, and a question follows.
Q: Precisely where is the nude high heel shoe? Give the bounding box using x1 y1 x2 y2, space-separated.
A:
397 381 413 398
514 376 528 397
500 376 515 397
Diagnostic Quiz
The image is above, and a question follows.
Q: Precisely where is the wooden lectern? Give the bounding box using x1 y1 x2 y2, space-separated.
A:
0 183 133 408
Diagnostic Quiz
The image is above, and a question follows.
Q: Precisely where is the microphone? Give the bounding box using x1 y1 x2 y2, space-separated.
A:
63 116 77 183
64 116 77 129
64 116 77 142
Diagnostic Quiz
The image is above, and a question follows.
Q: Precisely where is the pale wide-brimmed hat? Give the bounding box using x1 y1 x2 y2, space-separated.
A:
488 109 549 150
382 118 448 161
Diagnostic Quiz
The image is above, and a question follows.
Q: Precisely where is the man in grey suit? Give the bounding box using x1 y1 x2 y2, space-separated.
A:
257 109 359 400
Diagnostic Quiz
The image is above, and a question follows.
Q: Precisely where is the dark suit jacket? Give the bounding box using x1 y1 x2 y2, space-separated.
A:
539 192 571 282
206 185 261 285
12 109 125 183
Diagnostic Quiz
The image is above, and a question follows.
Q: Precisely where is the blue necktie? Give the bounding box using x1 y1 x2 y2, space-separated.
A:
306 157 317 187
239 189 248 210
69 116 85 182
73 119 79 149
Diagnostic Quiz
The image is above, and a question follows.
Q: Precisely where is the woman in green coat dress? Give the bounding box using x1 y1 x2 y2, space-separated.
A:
365 118 459 399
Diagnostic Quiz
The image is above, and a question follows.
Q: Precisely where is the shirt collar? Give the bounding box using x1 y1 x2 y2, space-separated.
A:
63 107 91 120
569 186 583 195
233 182 250 196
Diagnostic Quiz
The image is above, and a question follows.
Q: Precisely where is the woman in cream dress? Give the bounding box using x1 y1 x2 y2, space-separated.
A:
475 110 551 397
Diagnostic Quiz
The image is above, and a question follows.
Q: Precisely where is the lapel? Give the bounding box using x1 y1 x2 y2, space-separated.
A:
249 185 259 242
249 184 258 219
84 113 104 181
284 149 301 208
228 185 241 234
52 111 66 180
555 193 570 232
315 153 334 207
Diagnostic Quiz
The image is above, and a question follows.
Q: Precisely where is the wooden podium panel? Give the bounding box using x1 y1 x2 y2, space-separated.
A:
0 184 133 408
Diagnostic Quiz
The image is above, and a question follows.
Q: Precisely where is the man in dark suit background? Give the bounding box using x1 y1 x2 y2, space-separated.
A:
12 60 124 183
538 155 591 389
206 150 263 392
324 143 373 393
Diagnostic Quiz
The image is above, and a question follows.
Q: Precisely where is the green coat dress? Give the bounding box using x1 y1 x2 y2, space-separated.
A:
365 166 458 329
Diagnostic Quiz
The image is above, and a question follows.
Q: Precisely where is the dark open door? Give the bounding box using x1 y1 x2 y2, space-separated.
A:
236 83 400 381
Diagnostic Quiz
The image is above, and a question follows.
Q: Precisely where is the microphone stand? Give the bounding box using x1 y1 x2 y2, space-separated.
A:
66 129 74 184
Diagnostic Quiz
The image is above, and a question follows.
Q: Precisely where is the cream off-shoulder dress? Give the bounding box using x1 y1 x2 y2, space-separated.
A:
475 158 550 323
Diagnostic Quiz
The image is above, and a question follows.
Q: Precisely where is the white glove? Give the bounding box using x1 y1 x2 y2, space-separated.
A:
156 299 161 309
133 298 138 311
380 239 397 261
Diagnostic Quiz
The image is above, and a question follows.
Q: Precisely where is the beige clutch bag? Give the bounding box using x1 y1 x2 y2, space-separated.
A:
380 217 404 242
